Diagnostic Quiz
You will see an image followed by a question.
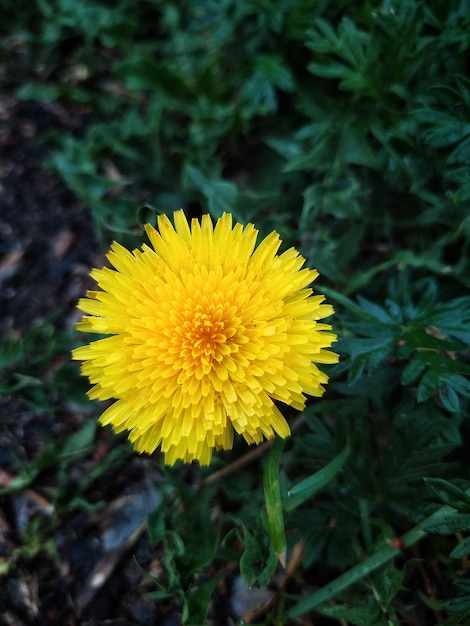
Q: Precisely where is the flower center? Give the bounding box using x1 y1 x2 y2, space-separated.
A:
189 305 226 356
192 307 225 354
179 301 239 374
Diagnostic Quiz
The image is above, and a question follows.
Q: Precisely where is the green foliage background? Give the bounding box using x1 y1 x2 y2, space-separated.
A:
1 0 470 624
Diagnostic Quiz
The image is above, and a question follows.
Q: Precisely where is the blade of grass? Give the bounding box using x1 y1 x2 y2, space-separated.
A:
287 490 470 617
284 441 351 511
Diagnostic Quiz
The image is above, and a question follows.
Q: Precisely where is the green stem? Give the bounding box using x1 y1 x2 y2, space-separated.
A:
264 437 286 568
287 499 464 618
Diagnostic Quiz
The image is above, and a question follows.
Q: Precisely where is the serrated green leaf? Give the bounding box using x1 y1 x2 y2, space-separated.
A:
413 108 453 125
184 164 238 218
240 524 277 588
416 297 470 344
455 182 470 204
186 574 225 625
309 18 339 49
450 536 470 558
425 514 470 535
448 135 470 165
417 369 438 402
454 579 470 594
258 54 294 91
445 594 470 613
403 328 458 352
307 61 353 80
115 57 187 98
401 357 427 385
340 335 398 372
424 122 470 148
238 70 278 114
438 384 460 413
438 613 470 626
338 17 366 67
356 296 396 324
371 562 404 606
446 166 470 184
441 372 470 398
317 599 381 626
265 136 303 160
424 478 470 512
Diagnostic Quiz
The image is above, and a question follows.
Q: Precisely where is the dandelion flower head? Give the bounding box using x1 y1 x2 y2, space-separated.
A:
73 211 338 465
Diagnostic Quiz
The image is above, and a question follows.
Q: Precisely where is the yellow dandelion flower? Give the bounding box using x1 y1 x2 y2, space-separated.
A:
72 211 338 465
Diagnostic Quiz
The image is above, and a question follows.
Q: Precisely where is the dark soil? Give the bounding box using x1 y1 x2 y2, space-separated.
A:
0 95 98 332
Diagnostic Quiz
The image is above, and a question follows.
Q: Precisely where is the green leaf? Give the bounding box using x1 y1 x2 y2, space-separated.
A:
438 613 470 626
340 334 398 375
356 296 396 324
317 599 381 626
416 296 470 344
455 182 470 205
450 536 470 558
445 595 470 613
184 164 238 218
239 523 277 588
309 18 339 50
16 83 63 102
285 442 351 511
424 478 470 512
448 136 470 165
424 122 470 148
186 574 225 625
454 579 470 594
258 54 294 92
115 57 188 99
425 514 470 535
60 420 97 459
0 331 24 370
401 358 427 385
371 561 404 606
307 61 353 80
439 384 460 413
417 369 438 402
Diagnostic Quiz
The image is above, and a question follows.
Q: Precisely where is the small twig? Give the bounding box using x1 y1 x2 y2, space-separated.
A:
205 439 273 484
0 470 53 513
75 521 146 617
205 415 305 484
